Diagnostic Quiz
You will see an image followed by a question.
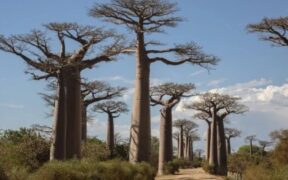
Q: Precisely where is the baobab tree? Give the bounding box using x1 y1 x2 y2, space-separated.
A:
195 149 204 159
173 119 187 159
245 135 257 157
0 23 127 160
150 82 195 175
40 80 127 142
173 132 180 157
94 101 128 157
187 131 200 161
194 112 211 161
81 80 127 141
247 17 288 47
225 128 241 155
184 93 247 175
258 140 272 156
89 0 219 163
183 121 198 160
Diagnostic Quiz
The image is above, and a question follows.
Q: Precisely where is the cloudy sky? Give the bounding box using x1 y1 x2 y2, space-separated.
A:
0 0 287 152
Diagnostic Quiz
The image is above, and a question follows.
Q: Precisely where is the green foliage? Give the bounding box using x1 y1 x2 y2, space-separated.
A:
163 159 180 175
164 158 201 175
82 138 110 161
0 128 50 172
114 144 129 160
237 145 262 155
29 160 156 180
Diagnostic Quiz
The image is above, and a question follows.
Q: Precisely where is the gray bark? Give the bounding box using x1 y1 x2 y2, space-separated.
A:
206 123 211 161
216 118 227 175
107 113 115 158
179 125 184 158
50 73 67 160
65 67 82 159
158 107 173 175
226 138 231 155
209 111 218 169
129 32 151 163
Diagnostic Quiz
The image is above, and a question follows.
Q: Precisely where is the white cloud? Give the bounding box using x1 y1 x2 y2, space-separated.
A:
0 103 24 109
96 76 134 85
206 78 226 87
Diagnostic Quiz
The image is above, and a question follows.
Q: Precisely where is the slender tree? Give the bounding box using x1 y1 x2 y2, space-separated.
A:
188 131 200 161
247 17 288 47
182 121 198 160
81 80 127 141
225 128 241 155
94 101 128 157
173 132 180 157
0 23 127 160
174 119 189 159
150 83 195 175
194 112 211 161
258 140 272 156
195 149 204 159
90 0 219 163
245 135 257 158
185 93 247 175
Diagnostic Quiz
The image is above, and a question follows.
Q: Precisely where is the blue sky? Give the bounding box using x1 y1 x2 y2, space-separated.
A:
0 0 288 151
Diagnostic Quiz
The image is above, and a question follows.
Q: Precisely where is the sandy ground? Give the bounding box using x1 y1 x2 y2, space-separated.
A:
155 168 224 180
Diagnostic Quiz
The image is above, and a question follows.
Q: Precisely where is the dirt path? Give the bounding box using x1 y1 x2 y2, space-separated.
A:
155 168 224 180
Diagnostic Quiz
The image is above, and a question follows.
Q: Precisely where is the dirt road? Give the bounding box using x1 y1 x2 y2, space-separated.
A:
155 168 224 180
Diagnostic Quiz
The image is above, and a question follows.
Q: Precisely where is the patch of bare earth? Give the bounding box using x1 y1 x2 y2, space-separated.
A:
156 168 224 180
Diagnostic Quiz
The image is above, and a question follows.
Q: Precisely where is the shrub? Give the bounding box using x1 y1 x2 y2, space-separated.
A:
29 160 156 180
164 160 180 174
202 161 216 174
81 138 109 161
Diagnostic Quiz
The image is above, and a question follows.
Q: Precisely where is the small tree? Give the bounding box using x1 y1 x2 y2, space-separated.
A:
225 128 241 155
173 119 187 159
194 112 211 161
185 92 247 175
90 0 219 163
247 17 288 47
183 121 198 160
150 83 195 175
245 135 257 158
258 140 272 156
94 101 128 157
188 131 200 161
81 80 127 141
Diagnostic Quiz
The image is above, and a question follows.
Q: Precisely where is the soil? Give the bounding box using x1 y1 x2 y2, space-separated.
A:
155 168 224 180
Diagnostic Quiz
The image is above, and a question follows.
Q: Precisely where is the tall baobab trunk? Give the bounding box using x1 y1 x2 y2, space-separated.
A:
81 105 88 142
184 135 189 158
209 112 218 169
65 67 82 159
50 73 67 160
189 138 193 161
217 119 227 175
158 107 173 175
176 135 180 158
179 125 184 158
129 31 151 163
226 138 231 155
206 123 211 161
107 113 115 157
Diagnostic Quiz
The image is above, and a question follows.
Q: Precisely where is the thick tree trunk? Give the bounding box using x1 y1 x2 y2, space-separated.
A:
158 107 173 175
81 105 88 142
50 74 67 160
107 113 115 158
177 136 180 158
184 134 189 158
190 139 194 161
65 67 82 159
209 111 218 170
216 118 227 175
226 138 231 155
206 123 211 161
129 32 151 163
179 125 184 158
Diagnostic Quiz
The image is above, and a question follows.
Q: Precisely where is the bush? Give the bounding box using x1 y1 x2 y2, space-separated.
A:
202 161 216 174
0 164 8 180
82 138 110 161
29 159 156 180
164 160 180 174
0 128 50 172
